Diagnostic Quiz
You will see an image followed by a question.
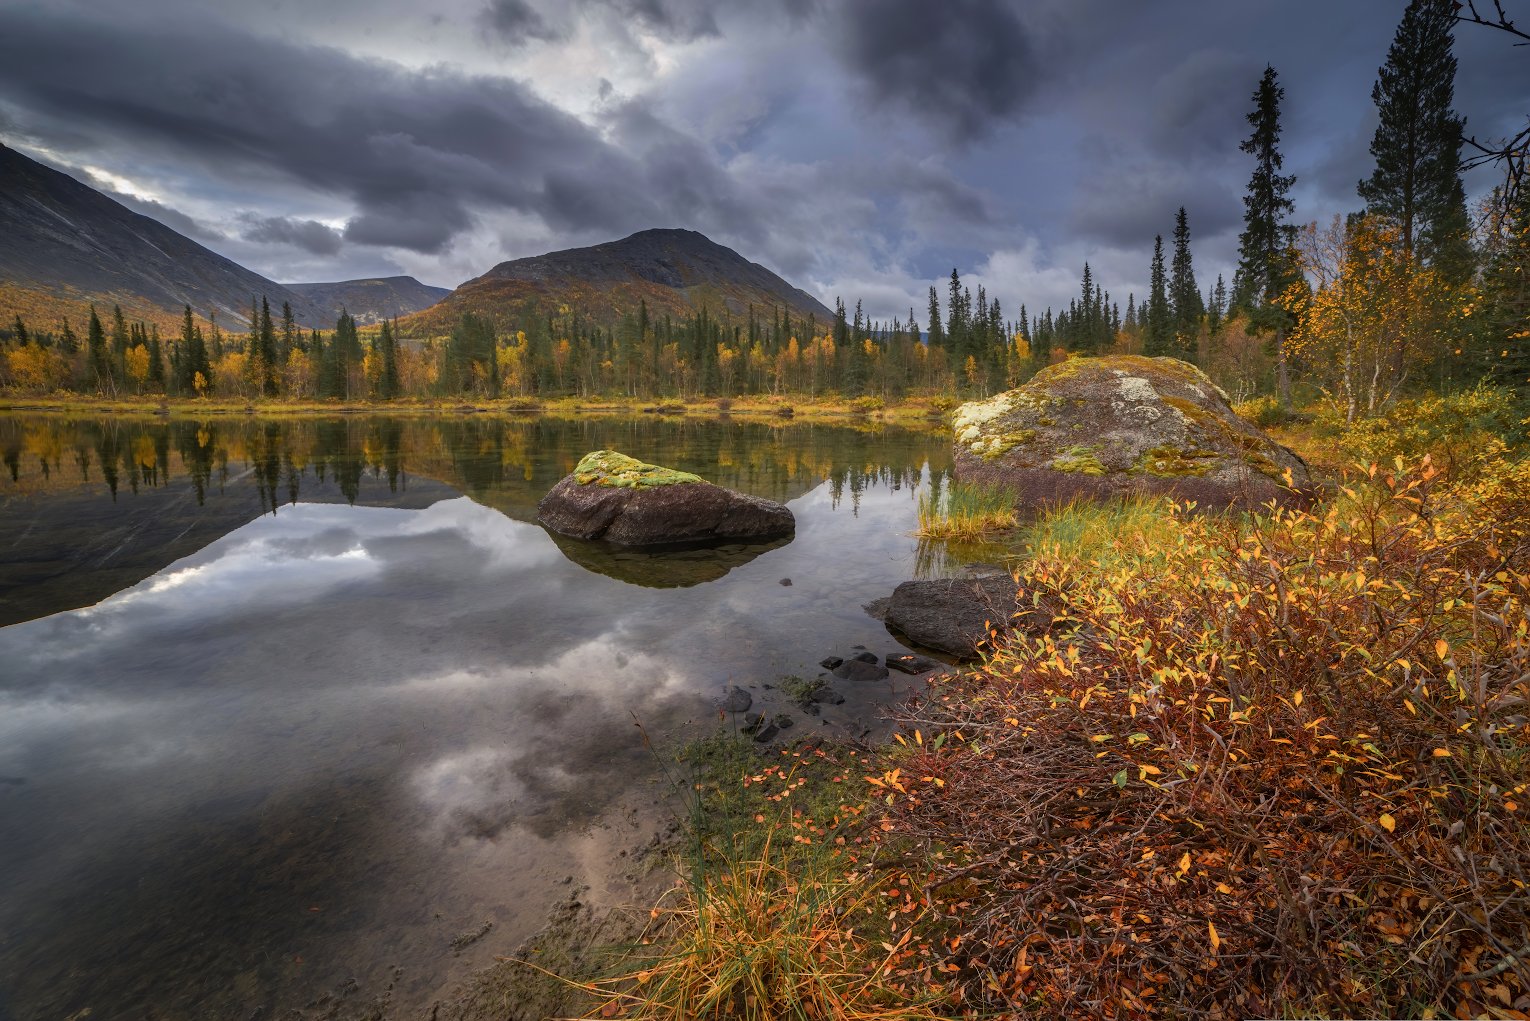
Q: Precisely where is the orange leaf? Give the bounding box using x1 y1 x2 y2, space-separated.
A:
1379 813 1396 833
1208 921 1221 952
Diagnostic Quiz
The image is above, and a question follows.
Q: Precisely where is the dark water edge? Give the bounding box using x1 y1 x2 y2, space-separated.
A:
0 412 992 1021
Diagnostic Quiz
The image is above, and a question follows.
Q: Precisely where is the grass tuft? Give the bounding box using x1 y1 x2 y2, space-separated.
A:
915 481 1016 541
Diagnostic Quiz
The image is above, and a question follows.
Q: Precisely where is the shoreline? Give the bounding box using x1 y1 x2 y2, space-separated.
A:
0 393 954 427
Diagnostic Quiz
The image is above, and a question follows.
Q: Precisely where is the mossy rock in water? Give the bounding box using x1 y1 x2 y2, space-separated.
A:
539 449 795 548
951 355 1312 509
572 450 703 489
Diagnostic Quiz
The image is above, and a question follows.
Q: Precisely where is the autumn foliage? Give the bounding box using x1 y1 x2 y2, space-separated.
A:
880 459 1530 1018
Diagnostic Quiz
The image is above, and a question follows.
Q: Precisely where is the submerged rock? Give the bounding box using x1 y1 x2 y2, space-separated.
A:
951 355 1312 509
832 657 889 682
537 450 796 548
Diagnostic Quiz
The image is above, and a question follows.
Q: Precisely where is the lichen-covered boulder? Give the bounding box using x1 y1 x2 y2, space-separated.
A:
537 450 795 548
953 356 1311 508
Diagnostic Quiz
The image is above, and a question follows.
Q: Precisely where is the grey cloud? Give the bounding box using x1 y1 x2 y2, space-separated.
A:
833 0 1035 143
479 0 563 44
241 213 344 255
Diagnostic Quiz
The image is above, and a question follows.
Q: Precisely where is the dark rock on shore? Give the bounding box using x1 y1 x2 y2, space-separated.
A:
537 450 795 548
884 569 1023 659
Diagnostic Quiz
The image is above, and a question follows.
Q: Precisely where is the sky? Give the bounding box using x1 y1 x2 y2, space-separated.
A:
0 0 1522 323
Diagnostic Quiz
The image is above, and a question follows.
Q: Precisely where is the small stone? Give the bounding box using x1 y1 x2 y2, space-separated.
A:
779 577 793 586
819 656 844 670
887 653 941 675
751 723 779 743
772 713 794 730
720 685 752 713
852 651 879 664
743 712 764 734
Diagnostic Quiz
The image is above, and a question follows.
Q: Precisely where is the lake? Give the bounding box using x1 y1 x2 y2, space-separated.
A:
0 412 977 1020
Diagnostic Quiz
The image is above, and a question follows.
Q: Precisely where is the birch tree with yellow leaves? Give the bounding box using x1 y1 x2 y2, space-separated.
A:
1287 213 1460 422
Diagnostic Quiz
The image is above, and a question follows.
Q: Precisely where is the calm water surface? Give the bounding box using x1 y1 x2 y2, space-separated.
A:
0 413 973 1020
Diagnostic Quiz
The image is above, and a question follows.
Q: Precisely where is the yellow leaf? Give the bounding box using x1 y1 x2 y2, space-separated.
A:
1216 882 1233 894
1379 813 1396 833
637 970 652 985
1432 748 1452 758
1208 921 1221 952
1177 852 1191 874
1292 689 1303 707
1436 639 1449 661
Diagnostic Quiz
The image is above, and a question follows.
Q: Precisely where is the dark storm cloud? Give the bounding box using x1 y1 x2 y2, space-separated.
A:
478 0 562 44
1070 158 1243 250
0 6 729 256
240 214 345 256
1148 50 1264 158
832 0 1035 144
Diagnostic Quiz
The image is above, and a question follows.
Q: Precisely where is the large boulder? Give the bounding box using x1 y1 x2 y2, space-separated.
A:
952 355 1312 508
537 450 795 548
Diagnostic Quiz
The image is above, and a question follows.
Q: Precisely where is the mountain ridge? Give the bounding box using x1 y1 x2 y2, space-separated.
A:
400 228 833 336
284 276 450 326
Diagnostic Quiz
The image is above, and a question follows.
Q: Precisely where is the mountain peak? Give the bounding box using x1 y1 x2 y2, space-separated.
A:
402 229 830 335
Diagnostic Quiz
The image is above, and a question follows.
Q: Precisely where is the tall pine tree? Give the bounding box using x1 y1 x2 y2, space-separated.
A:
1169 207 1203 360
1145 235 1172 356
1235 65 1299 408
1358 0 1471 282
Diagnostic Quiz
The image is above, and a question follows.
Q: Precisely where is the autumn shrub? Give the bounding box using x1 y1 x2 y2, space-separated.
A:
881 459 1530 1019
1231 394 1284 429
1335 384 1524 483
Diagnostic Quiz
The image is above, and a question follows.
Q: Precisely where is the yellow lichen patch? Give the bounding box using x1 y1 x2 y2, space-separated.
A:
573 449 703 488
973 430 1038 460
1135 444 1219 477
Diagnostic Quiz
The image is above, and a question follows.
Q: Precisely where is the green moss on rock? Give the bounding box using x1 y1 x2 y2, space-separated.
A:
572 450 703 488
1052 446 1107 476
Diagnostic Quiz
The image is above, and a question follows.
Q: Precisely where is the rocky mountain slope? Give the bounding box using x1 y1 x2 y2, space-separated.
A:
400 228 832 336
0 143 326 329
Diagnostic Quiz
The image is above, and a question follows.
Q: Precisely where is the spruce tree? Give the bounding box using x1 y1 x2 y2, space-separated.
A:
86 307 110 392
1145 235 1172 356
1236 65 1299 408
1169 207 1203 361
257 296 278 396
1359 0 1471 281
926 287 945 351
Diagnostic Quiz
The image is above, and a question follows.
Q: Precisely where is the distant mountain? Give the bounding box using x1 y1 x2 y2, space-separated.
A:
0 142 327 330
285 276 451 327
400 228 833 336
